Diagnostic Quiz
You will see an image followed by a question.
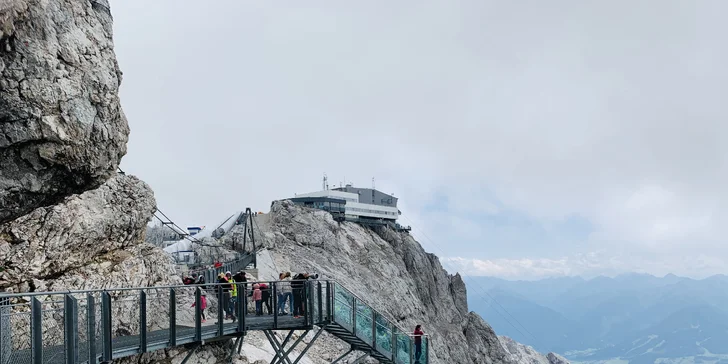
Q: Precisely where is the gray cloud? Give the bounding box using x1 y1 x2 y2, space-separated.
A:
110 0 728 278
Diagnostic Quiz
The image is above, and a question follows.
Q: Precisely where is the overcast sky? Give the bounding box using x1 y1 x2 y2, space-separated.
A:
110 1 728 280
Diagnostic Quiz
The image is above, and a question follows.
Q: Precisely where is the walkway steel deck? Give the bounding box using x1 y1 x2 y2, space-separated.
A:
0 256 430 364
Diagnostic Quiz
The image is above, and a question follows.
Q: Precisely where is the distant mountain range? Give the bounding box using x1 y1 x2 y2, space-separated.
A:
465 273 728 363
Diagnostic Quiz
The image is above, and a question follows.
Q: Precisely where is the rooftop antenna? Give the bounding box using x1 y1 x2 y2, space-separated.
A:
323 173 328 190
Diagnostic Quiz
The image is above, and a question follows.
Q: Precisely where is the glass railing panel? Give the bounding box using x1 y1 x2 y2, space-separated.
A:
308 282 317 324
319 281 330 322
333 283 353 330
375 316 393 356
354 301 373 343
417 336 428 364
396 333 411 364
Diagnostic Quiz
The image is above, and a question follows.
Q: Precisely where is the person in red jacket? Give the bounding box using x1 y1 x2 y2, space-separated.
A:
191 291 208 322
413 325 424 363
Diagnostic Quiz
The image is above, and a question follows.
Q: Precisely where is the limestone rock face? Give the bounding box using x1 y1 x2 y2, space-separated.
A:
499 336 571 364
0 173 194 361
0 0 128 223
546 352 570 364
230 200 564 364
0 174 159 291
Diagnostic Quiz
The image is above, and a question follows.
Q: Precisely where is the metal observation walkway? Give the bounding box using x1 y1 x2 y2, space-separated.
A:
0 258 430 364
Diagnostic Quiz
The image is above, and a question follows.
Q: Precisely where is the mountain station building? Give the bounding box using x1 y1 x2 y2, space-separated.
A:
289 184 410 232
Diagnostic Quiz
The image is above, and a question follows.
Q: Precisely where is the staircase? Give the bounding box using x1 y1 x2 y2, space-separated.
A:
323 283 426 364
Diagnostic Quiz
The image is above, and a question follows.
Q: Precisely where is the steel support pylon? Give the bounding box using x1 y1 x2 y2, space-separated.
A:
264 327 326 364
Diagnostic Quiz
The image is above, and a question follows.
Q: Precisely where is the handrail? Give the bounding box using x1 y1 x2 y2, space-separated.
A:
333 282 412 336
0 280 313 299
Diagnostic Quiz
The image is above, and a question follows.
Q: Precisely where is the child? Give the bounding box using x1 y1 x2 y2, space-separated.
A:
191 291 208 323
252 283 262 316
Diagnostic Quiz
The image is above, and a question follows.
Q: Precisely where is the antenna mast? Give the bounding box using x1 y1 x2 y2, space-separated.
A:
323 173 328 190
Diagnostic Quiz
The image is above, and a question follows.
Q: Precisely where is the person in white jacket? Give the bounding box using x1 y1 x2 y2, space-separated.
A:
278 272 293 315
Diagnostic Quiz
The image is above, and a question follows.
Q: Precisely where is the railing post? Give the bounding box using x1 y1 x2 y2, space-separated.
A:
306 281 316 326
352 296 357 335
426 336 430 364
237 283 245 333
0 296 10 364
410 337 414 364
195 288 202 341
330 283 336 323
317 282 323 324
30 298 42 364
303 281 309 326
139 291 147 353
64 294 78 364
272 282 278 329
101 292 112 361
324 282 330 322
217 286 224 337
392 327 397 362
371 311 377 349
87 294 97 364
169 289 176 347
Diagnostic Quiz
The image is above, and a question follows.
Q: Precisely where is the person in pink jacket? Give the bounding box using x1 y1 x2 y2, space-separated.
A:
252 283 263 316
191 291 208 323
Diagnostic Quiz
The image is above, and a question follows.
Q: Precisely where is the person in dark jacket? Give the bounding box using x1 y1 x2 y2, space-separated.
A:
233 271 247 285
195 273 206 289
183 275 195 285
291 273 314 318
217 273 233 320
259 283 272 314
413 325 424 363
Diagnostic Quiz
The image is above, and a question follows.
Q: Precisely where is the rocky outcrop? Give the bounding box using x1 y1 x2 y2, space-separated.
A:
0 174 163 291
0 0 128 223
499 336 570 364
0 173 189 358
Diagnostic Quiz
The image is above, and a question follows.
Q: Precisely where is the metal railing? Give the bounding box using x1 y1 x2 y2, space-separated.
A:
194 254 257 288
0 278 429 364
0 280 330 364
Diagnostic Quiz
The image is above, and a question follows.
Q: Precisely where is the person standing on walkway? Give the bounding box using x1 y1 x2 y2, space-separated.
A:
278 272 293 315
191 291 208 323
259 282 272 314
233 271 248 309
195 273 206 289
252 283 263 316
291 273 312 318
413 325 424 363
217 273 232 320
226 271 238 322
